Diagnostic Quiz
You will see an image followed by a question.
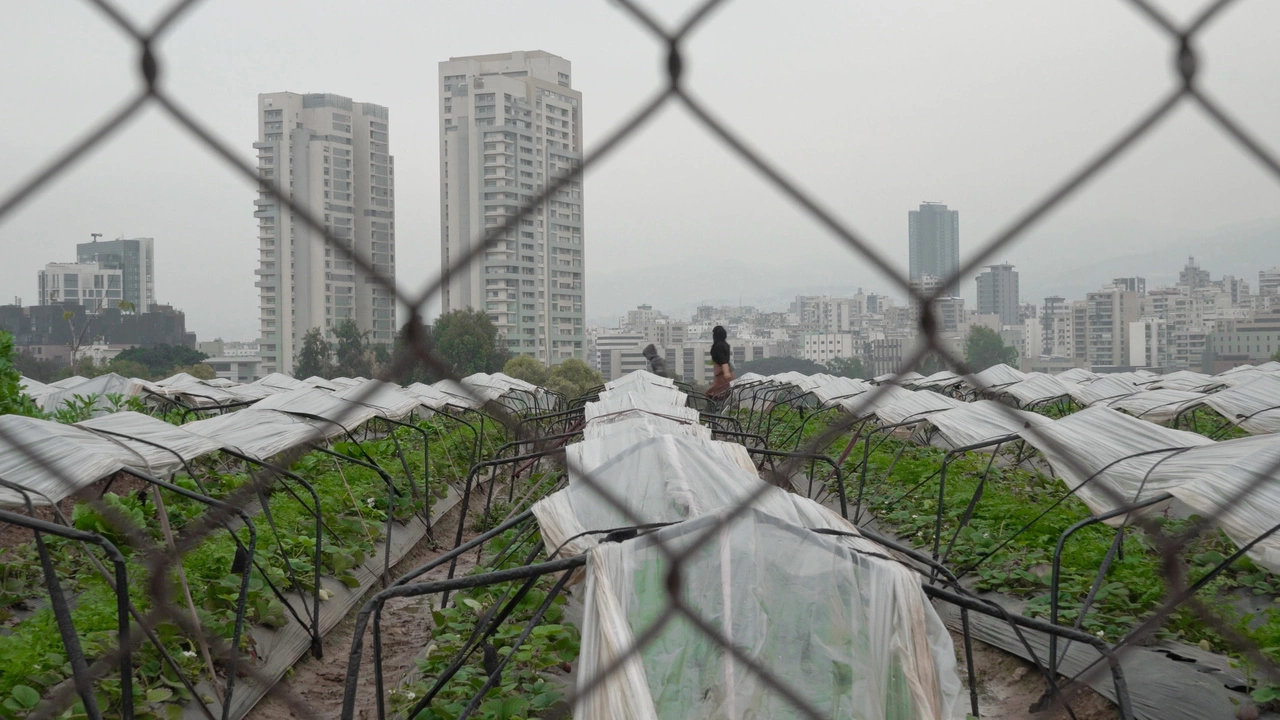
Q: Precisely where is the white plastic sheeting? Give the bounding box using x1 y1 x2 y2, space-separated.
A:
1016 406 1213 519
913 371 963 390
873 391 964 427
1068 374 1144 406
809 376 871 406
916 400 1050 449
1145 370 1212 392
1000 373 1076 408
574 510 962 719
37 373 147 414
403 382 465 411
19 377 55 401
253 388 378 432
183 409 326 460
332 379 422 421
966 364 1026 391
77 411 224 477
874 371 925 385
1101 389 1206 424
0 416 140 507
1056 368 1099 384
597 384 686 408
606 369 676 391
584 391 699 425
582 412 710 443
1200 374 1280 435
1141 435 1280 573
433 378 501 408
837 384 917 420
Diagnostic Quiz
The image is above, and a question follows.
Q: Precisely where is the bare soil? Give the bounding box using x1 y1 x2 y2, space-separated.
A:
960 630 1119 720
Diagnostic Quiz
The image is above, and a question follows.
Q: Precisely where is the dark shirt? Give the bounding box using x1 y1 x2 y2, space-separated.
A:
711 341 731 366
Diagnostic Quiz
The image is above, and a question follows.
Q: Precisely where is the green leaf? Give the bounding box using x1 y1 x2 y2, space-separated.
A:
145 688 173 703
12 685 40 709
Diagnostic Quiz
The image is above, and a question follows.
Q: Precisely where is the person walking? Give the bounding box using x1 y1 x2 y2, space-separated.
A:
706 325 733 404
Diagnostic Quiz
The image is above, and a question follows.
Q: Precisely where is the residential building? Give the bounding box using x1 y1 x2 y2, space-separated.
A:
254 91 397 375
1205 307 1280 370
975 263 1019 327
0 303 194 367
37 263 124 311
76 236 155 311
1259 267 1280 298
439 51 585 365
595 332 647 382
1085 285 1142 368
1128 317 1169 368
801 333 858 365
671 339 785 385
1071 301 1088 362
206 356 264 384
908 275 965 336
1179 257 1211 289
908 202 960 297
1042 296 1069 357
1111 276 1147 295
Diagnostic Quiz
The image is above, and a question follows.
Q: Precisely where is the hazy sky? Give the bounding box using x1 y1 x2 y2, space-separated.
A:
2 0 1279 339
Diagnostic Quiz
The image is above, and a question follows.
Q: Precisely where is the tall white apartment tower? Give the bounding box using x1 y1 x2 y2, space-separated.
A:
254 92 396 375
439 51 585 365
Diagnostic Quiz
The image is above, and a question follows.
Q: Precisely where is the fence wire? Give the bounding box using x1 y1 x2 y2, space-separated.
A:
4 0 1280 718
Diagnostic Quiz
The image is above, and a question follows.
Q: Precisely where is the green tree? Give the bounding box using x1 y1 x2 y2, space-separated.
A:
546 358 601 399
114 344 209 377
333 319 373 378
12 351 61 383
965 326 1019 372
1272 348 1280 363
432 309 510 377
735 356 827 376
502 355 549 387
174 363 217 380
104 358 152 380
385 315 437 385
825 356 866 379
295 327 330 379
0 331 41 417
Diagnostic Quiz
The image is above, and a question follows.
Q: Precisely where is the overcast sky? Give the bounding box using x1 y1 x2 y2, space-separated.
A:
2 0 1279 339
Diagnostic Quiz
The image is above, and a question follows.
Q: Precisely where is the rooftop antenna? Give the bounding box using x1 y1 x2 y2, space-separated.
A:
90 233 102 243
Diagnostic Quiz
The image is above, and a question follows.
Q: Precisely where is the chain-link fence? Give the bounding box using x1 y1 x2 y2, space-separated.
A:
4 0 1280 718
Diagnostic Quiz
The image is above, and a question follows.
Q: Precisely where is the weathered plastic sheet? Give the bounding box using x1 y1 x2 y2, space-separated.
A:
250 373 313 392
1146 370 1212 392
1055 367 1099 384
159 379 258 407
0 415 141 507
1199 367 1280 392
917 400 1051 449
810 376 871 405
1148 435 1280 573
18 377 54 401
155 372 205 387
37 372 148 415
77 411 224 477
1068 374 1144 406
583 411 710 442
331 379 421 421
965 363 1026 391
729 372 767 388
433 378 502 408
301 375 339 391
183 408 327 460
584 391 700 425
402 382 464 411
1017 406 1213 520
605 369 675 391
873 391 964 427
574 510 962 720
597 384 687 408
837 384 917 420
1000 373 1076 407
913 370 963 390
253 387 378 432
874 371 925 385
1200 374 1280 434
1101 389 1206 424
49 375 89 389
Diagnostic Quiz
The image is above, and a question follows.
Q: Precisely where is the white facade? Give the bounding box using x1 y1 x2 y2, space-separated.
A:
439 51 585 365
1129 317 1169 368
802 333 858 364
37 262 124 311
596 332 646 382
206 356 264 384
76 237 155 312
254 92 396 375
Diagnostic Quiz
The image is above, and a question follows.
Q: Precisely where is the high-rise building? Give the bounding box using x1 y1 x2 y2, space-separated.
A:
439 51 585 365
908 202 960 297
76 236 154 312
254 92 396 375
975 263 1019 327
1085 284 1142 368
37 262 123 311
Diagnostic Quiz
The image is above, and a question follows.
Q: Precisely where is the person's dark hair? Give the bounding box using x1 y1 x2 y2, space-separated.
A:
712 325 727 342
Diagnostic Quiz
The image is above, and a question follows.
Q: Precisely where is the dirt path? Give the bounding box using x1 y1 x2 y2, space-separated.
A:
246 519 483 720
960 631 1118 720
